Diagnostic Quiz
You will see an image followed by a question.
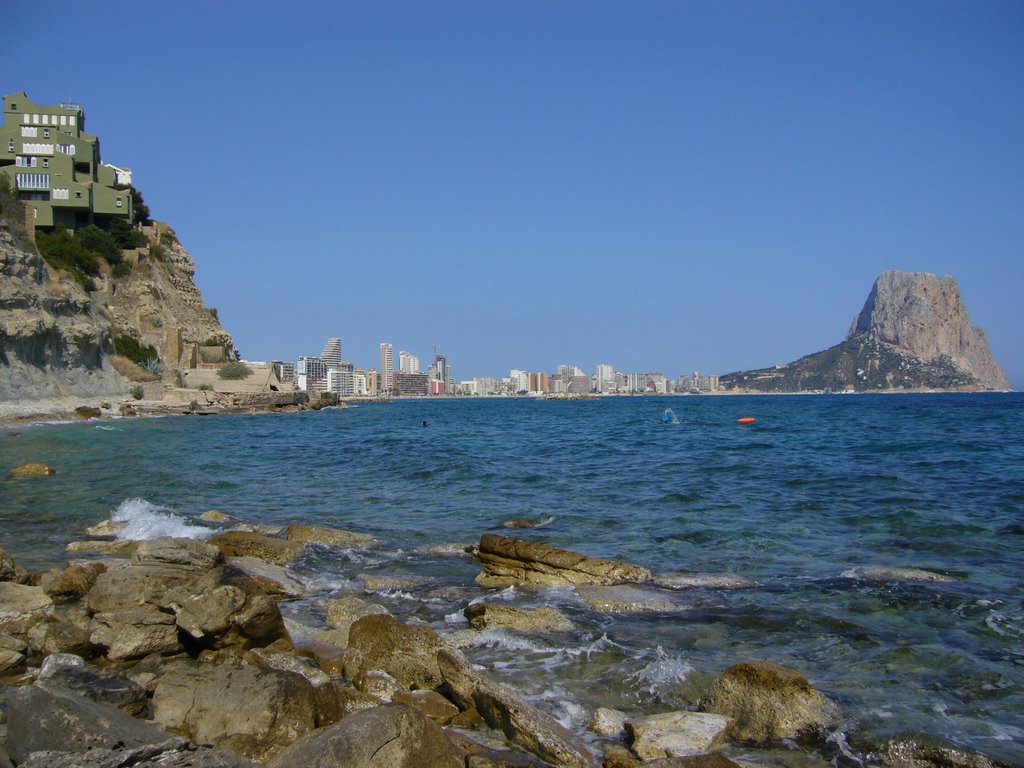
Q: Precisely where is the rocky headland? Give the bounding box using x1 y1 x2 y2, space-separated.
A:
721 271 1010 393
0 516 1010 768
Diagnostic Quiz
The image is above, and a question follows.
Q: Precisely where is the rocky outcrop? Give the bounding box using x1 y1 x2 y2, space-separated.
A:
343 614 445 690
463 602 573 632
722 271 1009 392
0 224 126 401
477 534 652 588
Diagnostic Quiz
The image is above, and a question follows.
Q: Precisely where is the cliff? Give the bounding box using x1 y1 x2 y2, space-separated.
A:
721 271 1010 393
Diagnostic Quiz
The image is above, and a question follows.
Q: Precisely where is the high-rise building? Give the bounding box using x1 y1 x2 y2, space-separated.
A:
379 343 394 394
595 364 614 394
399 351 420 373
320 337 342 370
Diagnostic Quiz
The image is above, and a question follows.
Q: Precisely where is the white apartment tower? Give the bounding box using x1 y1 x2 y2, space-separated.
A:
379 343 394 394
320 337 342 370
399 351 420 373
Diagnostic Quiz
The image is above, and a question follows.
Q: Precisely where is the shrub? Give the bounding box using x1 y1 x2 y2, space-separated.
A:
130 384 144 400
198 383 214 391
114 334 159 368
148 243 167 262
159 228 178 246
107 216 147 249
77 224 122 265
112 261 132 278
143 358 164 376
35 227 101 291
217 361 252 380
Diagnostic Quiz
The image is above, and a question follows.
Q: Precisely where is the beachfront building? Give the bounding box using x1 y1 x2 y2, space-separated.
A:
394 371 429 397
320 337 342 370
1 92 133 228
379 343 394 394
398 351 420 373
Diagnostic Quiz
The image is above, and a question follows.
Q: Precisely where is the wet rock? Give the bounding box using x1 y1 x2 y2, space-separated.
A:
74 405 102 419
589 707 628 739
8 462 56 477
38 651 86 677
627 711 733 759
575 584 682 614
0 649 25 674
477 534 651 588
66 539 140 556
133 537 222 570
310 641 346 676
840 566 956 584
465 603 573 631
0 547 20 581
199 509 234 523
16 739 264 768
90 608 181 660
344 614 445 690
27 619 94 656
646 756 744 768
653 573 753 590
501 516 553 529
39 563 106 602
355 668 403 701
604 744 641 768
227 556 305 597
321 594 391 644
37 663 149 716
7 682 170 764
286 523 376 547
438 647 593 768
698 660 837 743
152 660 318 763
393 689 461 723
268 703 465 768
0 581 53 635
874 741 1006 768
361 574 435 591
207 530 303 565
84 519 128 537
246 647 331 686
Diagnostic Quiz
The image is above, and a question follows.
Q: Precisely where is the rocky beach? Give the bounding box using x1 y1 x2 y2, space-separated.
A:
0 494 1015 768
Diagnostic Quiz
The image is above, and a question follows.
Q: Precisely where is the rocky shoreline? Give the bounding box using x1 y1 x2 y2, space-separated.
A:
0 511 1012 768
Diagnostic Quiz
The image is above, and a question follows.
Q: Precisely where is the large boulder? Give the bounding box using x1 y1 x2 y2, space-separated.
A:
464 603 573 632
344 614 445 690
85 563 197 614
207 531 303 565
39 563 106 602
268 703 464 768
36 662 149 716
133 537 223 571
27 619 94 657
89 608 181 661
7 682 170 764
437 647 592 768
16 739 264 768
627 711 733 760
0 582 54 636
322 595 391 645
698 660 837 742
477 534 651 588
152 661 318 763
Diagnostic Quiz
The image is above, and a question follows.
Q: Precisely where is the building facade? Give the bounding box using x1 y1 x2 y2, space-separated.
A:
379 343 394 394
1 92 133 228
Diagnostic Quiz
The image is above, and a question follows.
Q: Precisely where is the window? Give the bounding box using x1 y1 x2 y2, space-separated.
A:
10 103 16 110
43 129 50 138
75 191 82 198
60 115 67 126
42 158 49 167
15 156 37 168
21 126 38 138
69 116 76 127
7 140 13 152
116 197 123 207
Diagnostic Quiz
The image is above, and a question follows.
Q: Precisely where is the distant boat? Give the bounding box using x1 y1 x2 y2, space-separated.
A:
662 408 680 424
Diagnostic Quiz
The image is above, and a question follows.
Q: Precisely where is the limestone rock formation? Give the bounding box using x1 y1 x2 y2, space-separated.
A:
721 271 1009 392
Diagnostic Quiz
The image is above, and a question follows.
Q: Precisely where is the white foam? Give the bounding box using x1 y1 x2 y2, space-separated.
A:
111 498 212 541
627 646 695 697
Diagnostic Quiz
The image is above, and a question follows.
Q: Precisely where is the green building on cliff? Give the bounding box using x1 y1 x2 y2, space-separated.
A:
0 91 133 229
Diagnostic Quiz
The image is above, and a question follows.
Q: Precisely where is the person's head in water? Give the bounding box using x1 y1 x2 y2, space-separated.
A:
422 420 428 427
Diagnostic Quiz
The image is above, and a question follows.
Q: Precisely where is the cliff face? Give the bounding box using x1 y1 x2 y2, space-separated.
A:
722 270 1010 393
0 224 126 401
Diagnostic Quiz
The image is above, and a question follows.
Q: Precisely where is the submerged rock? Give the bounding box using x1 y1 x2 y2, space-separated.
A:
83 519 128 537
199 510 234 523
286 523 376 548
698 660 837 743
208 531 303 565
575 584 682 614
464 602 573 631
653 573 753 590
8 462 56 477
477 533 652 588
840 566 956 584
438 647 593 768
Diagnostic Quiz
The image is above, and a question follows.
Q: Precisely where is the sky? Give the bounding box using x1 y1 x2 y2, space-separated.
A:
8 1 1024 387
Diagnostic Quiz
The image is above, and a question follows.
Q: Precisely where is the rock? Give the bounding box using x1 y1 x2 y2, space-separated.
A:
246 647 331 687
199 510 234 523
627 711 733 759
208 531 304 565
361 574 435 591
0 649 25 674
7 682 171 764
0 547 19 581
698 660 837 742
83 519 128 537
321 594 391 644
227 556 305 597
16 739 264 768
0 581 54 635
133 537 222 570
85 562 196 613
267 703 465 768
344 614 445 690
575 585 682 614
152 661 318 763
477 534 651 588
875 741 1005 768
89 608 181 660
27 619 94 656
310 641 346 676
355 668 404 701
840 566 956 584
589 707 628 739
465 603 574 631
438 647 593 768
653 573 753 590
8 462 56 477
74 405 102 419
604 744 641 768
66 539 140 556
501 517 553 529
37 663 149 716
393 689 461 723
645 756 744 768
286 523 376 547
39 562 106 602
38 651 86 677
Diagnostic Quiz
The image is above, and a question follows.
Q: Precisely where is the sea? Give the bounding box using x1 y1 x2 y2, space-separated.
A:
2 393 1022 765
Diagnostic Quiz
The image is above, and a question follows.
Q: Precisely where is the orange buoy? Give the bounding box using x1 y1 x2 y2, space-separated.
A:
737 417 756 424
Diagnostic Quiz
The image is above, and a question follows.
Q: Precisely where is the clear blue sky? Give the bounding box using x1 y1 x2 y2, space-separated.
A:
9 1 1023 387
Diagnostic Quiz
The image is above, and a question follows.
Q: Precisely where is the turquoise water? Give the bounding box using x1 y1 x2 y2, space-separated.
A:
2 393 1023 763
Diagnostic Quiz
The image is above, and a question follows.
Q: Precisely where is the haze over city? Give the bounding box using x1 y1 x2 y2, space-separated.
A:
8 1 1023 387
